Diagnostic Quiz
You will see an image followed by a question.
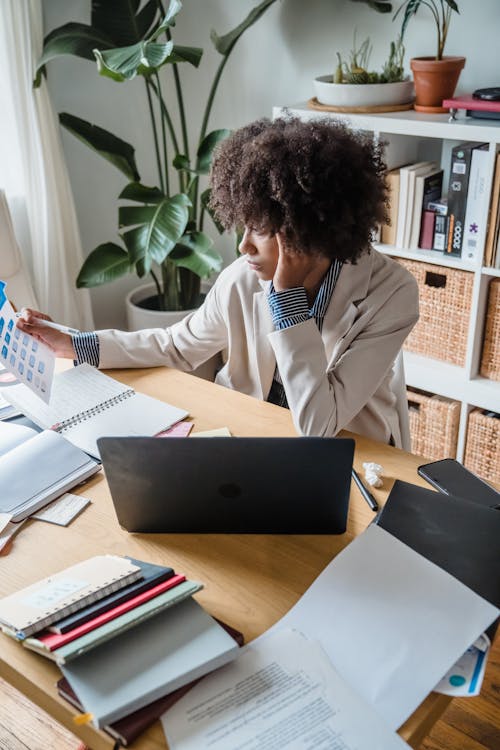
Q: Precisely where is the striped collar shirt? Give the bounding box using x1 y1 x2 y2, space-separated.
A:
266 259 343 408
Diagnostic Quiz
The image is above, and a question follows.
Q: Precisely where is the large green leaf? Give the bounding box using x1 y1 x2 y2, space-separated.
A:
92 0 159 45
121 225 150 270
94 40 174 81
167 45 203 67
118 204 158 228
210 0 278 56
34 23 116 85
349 0 393 12
76 242 131 287
59 112 140 181
150 0 183 40
121 194 191 266
119 182 164 203
170 232 223 277
196 129 231 174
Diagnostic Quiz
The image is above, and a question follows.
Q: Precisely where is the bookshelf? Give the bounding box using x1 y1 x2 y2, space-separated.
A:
274 105 500 460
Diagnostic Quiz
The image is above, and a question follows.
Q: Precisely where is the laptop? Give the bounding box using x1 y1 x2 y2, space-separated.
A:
97 436 354 534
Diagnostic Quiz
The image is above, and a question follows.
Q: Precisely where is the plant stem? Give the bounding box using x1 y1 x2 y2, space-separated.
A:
155 71 169 197
145 79 165 194
195 54 230 227
162 258 179 311
150 267 162 303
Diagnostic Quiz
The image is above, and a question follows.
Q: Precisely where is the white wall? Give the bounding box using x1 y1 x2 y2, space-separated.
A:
42 0 500 328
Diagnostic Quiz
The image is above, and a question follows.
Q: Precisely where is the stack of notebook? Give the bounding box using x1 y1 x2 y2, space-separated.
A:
0 554 241 734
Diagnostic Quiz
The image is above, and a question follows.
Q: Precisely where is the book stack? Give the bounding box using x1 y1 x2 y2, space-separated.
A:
381 162 444 251
381 142 497 261
0 554 240 737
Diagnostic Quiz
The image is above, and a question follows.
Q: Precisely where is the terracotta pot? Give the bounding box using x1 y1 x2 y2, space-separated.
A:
410 56 466 113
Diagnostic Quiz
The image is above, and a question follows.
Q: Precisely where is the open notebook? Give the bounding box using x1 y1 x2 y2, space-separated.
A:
0 421 100 522
2 363 188 459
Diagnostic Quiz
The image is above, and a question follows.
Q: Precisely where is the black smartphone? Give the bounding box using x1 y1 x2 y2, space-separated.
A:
417 458 500 510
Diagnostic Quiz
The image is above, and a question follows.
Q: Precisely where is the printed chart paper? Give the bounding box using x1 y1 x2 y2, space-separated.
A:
0 281 55 402
162 629 409 750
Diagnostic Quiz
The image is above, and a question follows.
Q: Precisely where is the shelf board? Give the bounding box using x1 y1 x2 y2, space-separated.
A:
375 244 477 272
482 266 500 277
275 104 500 141
404 351 500 412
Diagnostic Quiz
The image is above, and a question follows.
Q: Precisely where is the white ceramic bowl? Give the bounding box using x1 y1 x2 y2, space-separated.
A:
313 76 415 108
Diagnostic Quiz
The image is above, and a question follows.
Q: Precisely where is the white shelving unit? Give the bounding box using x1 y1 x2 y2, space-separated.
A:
274 104 500 459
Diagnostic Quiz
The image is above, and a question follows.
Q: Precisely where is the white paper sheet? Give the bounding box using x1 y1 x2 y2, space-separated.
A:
162 629 409 750
32 492 91 526
265 525 499 730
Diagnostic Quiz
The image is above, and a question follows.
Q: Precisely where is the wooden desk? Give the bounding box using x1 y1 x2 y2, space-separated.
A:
0 367 451 750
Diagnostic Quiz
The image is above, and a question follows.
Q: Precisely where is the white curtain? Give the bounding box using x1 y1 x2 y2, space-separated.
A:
0 0 94 330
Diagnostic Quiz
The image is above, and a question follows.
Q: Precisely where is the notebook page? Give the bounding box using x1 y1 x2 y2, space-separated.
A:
2 364 130 429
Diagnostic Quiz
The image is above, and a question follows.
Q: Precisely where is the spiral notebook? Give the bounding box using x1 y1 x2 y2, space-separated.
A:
2 363 188 459
0 555 142 638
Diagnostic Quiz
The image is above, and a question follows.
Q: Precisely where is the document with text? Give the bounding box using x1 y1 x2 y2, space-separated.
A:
265 525 499 730
162 629 409 750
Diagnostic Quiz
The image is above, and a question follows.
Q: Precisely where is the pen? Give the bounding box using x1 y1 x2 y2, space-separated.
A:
351 467 379 512
16 314 79 336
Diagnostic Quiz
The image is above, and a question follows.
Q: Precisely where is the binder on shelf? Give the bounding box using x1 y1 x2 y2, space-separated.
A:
2 363 188 459
446 142 489 257
0 556 142 637
462 145 490 263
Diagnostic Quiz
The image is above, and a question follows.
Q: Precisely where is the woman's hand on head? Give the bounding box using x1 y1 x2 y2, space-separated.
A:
16 308 76 359
272 233 326 292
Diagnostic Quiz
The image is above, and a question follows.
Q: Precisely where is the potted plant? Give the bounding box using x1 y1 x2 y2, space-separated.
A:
394 0 464 112
314 34 414 109
35 0 278 329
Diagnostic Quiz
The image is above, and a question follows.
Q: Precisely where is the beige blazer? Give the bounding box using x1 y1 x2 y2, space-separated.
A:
98 250 419 445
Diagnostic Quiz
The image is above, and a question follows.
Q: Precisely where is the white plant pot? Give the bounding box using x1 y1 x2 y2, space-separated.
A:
313 76 415 108
125 282 220 381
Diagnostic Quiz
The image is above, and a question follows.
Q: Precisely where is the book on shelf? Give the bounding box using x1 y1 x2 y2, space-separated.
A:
0 421 100 522
446 141 489 257
2 362 188 459
411 167 444 249
49 557 175 634
484 152 500 268
418 210 436 250
433 214 449 252
380 167 400 246
0 555 142 637
22 578 202 665
60 596 240 729
397 161 436 249
56 619 244 747
463 145 490 263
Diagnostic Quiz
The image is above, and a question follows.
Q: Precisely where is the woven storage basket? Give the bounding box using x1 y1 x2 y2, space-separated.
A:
397 259 474 366
407 388 460 460
464 409 500 485
480 278 500 381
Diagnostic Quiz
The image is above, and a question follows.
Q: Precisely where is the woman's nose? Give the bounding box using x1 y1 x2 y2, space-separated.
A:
238 229 255 255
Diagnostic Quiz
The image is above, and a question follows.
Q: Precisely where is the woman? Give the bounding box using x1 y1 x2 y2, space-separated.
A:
18 116 418 446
